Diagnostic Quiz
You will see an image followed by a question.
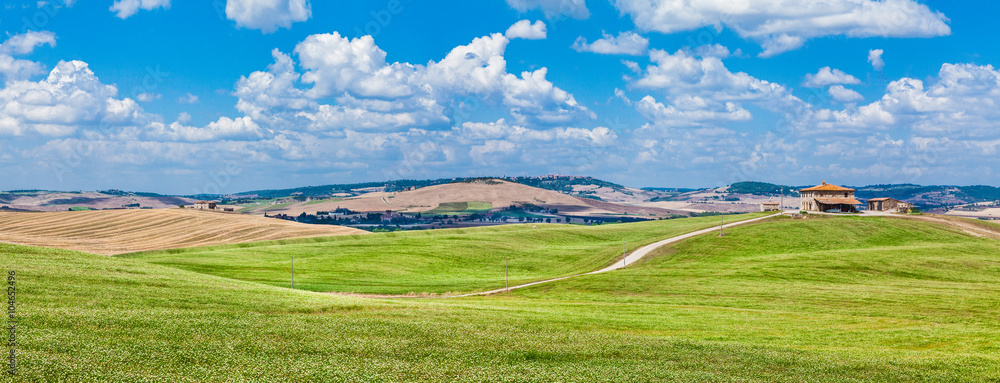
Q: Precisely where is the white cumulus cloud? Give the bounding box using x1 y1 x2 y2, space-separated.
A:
612 0 950 57
804 67 861 88
632 48 803 112
0 31 56 55
226 0 311 33
457 118 617 165
236 31 593 133
505 0 589 20
177 93 199 104
816 63 1000 137
0 32 57 82
828 85 864 103
136 93 161 102
147 116 266 142
109 0 170 19
571 31 648 56
0 60 146 136
869 49 885 71
506 20 547 40
635 95 751 129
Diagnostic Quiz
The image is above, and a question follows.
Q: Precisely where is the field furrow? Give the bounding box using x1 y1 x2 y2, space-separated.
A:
0 209 367 255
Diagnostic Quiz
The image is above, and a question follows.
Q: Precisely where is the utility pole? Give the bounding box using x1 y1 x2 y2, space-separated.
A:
720 215 724 237
290 255 294 289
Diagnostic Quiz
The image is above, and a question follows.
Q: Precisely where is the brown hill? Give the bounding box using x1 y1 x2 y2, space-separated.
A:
0 191 196 212
0 208 366 255
261 179 684 217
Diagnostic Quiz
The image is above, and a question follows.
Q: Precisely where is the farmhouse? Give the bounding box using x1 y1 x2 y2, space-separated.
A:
760 202 781 212
800 182 861 213
867 198 912 213
193 201 217 210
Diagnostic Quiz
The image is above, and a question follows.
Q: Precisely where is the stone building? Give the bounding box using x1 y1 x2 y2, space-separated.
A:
760 202 781 212
867 198 912 213
800 182 861 213
193 201 217 210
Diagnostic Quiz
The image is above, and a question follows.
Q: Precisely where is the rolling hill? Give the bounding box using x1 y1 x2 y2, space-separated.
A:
248 178 686 217
0 208 366 255
123 213 768 294
6 214 1000 380
12 177 1000 215
0 190 196 212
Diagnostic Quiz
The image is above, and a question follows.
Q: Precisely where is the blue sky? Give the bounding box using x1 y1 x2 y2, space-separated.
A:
1 0 998 193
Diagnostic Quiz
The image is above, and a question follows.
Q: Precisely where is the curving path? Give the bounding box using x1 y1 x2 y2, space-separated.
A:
454 213 782 297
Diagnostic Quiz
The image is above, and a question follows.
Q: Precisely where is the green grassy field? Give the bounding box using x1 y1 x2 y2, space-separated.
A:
260 202 292 212
5 214 1000 381
234 198 280 213
123 213 769 294
510 216 1000 351
424 201 493 216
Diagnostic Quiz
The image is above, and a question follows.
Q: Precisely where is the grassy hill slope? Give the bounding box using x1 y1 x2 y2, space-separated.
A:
507 216 1000 368
0 209 367 255
7 214 999 380
124 213 770 294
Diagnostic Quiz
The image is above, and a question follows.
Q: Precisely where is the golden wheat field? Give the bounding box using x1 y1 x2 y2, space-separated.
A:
0 208 367 255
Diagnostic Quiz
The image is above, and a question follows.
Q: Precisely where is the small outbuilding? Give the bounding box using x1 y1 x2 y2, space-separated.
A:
867 198 912 213
761 202 781 212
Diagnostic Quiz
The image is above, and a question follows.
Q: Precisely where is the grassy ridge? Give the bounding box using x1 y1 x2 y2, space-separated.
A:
508 216 1000 358
7 218 998 381
124 213 770 294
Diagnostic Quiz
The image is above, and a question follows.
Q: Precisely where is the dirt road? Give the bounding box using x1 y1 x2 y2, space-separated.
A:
455 213 782 297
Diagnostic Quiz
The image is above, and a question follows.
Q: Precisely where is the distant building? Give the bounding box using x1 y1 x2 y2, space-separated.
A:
760 202 781 212
193 201 217 210
867 198 912 213
317 208 351 218
800 182 861 213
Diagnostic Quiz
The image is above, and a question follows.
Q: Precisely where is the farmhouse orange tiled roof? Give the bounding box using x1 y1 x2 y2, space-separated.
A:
800 181 855 192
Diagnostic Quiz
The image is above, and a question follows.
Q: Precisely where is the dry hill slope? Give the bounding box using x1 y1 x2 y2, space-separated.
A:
389 180 596 212
0 191 196 211
261 179 685 216
0 209 366 255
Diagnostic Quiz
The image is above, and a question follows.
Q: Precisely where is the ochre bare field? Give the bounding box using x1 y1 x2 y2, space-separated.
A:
0 208 367 255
